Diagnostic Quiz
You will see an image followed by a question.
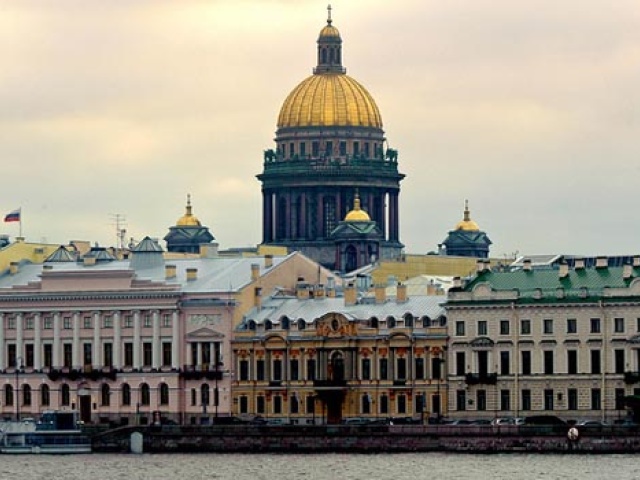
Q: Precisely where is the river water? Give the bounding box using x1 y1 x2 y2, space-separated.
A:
1 453 638 480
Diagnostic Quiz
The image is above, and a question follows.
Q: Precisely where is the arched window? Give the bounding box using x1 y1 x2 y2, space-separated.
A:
201 384 210 406
101 383 111 407
23 385 32 406
290 394 299 414
140 383 150 406
387 316 396 329
41 384 50 407
122 383 131 406
404 314 414 328
370 317 379 329
248 320 256 331
159 383 170 406
264 320 273 331
439 316 447 327
61 383 70 406
422 316 431 328
345 245 358 272
281 316 290 330
4 385 13 406
297 319 306 330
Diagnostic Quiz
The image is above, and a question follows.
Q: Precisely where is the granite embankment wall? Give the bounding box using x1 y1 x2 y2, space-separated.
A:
91 425 640 454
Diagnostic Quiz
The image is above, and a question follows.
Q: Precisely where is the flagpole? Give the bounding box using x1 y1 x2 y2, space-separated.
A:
19 208 22 238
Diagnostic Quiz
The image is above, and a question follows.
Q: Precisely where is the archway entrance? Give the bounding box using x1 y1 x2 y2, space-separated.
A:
77 387 92 424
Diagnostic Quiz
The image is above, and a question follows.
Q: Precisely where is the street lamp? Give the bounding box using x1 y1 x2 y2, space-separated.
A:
15 356 23 421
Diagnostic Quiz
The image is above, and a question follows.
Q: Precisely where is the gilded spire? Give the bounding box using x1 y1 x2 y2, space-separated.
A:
315 5 344 74
463 199 470 221
327 4 332 25
176 193 202 227
455 199 480 231
344 191 371 222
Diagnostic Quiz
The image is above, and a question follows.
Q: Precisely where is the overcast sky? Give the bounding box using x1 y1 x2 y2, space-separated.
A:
0 0 638 259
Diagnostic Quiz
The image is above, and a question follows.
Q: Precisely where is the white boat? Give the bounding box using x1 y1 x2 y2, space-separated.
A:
0 410 91 454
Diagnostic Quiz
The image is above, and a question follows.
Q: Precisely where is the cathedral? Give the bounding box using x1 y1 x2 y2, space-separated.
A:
257 8 404 271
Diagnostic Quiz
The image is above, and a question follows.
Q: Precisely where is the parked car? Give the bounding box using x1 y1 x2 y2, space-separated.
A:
470 419 492 426
341 417 373 425
491 417 515 426
575 419 608 427
523 415 567 426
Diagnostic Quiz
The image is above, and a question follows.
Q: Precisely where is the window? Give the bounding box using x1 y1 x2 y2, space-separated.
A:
500 390 510 411
63 317 71 330
306 395 315 414
144 315 152 328
415 394 425 416
637 318 640 333
273 395 282 414
162 342 172 367
544 389 554 410
4 385 13 406
397 394 406 414
379 358 388 380
163 314 171 328
521 351 531 375
239 396 248 414
101 384 110 406
543 350 554 375
122 384 131 406
103 343 113 368
543 319 553 335
43 344 53 368
41 384 50 406
362 394 371 414
432 357 443 380
306 359 316 381
63 343 72 368
455 321 465 336
456 352 466 376
7 344 16 367
500 320 509 335
591 350 601 374
615 388 626 410
102 316 113 329
143 342 152 367
477 321 487 336
124 343 133 367
614 317 625 333
25 344 34 368
22 385 31 406
362 358 371 380
7 317 15 330
200 384 210 406
380 394 389 415
477 390 487 411
83 317 92 329
290 359 299 381
299 142 306 157
567 318 577 334
521 389 531 411
239 360 249 381
290 395 299 414
83 343 92 366
456 390 466 411
25 317 33 330
272 359 282 381
140 383 150 406
44 317 53 330
520 319 531 335
256 396 265 414
615 349 625 374
568 388 578 410
590 318 601 334
591 388 601 410
396 357 407 380
500 351 510 375
256 360 265 381
415 358 425 380
61 384 70 406
124 316 133 329
567 350 578 375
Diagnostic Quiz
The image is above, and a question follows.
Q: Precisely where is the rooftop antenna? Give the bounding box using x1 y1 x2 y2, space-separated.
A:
109 213 127 250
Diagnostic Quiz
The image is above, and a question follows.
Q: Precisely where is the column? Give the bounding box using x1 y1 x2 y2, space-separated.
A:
53 312 61 368
263 191 273 243
186 343 193 367
316 193 324 238
0 314 5 370
133 311 141 370
16 313 23 362
152 310 160 369
196 343 202 366
113 311 121 369
390 192 399 242
34 313 42 370
93 311 101 368
299 192 307 240
284 191 292 239
171 311 179 370
72 312 81 368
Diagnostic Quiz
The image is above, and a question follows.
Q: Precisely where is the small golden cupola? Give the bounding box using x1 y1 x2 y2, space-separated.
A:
344 192 371 222
176 194 202 227
454 200 480 231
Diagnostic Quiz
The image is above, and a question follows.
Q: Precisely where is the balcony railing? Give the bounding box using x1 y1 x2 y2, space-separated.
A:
624 371 640 384
313 379 347 388
179 364 223 381
47 367 117 382
465 373 498 385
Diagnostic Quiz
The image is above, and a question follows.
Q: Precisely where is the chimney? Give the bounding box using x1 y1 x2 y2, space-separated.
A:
254 287 262 309
522 259 532 272
426 280 437 296
476 259 485 273
344 283 357 306
559 262 569 279
396 283 408 303
296 282 310 300
596 256 608 269
634 256 640 268
453 276 462 289
623 263 633 280
165 264 176 279
186 268 198 281
314 285 325 299
199 242 219 258
265 254 273 268
483 260 491 272
83 257 96 266
251 263 260 282
374 284 386 304
9 262 19 274
575 258 585 270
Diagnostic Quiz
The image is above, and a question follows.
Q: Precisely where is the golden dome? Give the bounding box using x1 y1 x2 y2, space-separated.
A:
344 193 371 222
277 74 383 129
176 194 202 227
455 200 480 231
319 24 341 40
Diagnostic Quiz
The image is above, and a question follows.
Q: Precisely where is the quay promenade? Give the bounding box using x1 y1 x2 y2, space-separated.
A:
91 424 640 454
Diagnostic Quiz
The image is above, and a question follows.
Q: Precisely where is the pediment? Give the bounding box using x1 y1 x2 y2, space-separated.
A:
186 327 225 340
